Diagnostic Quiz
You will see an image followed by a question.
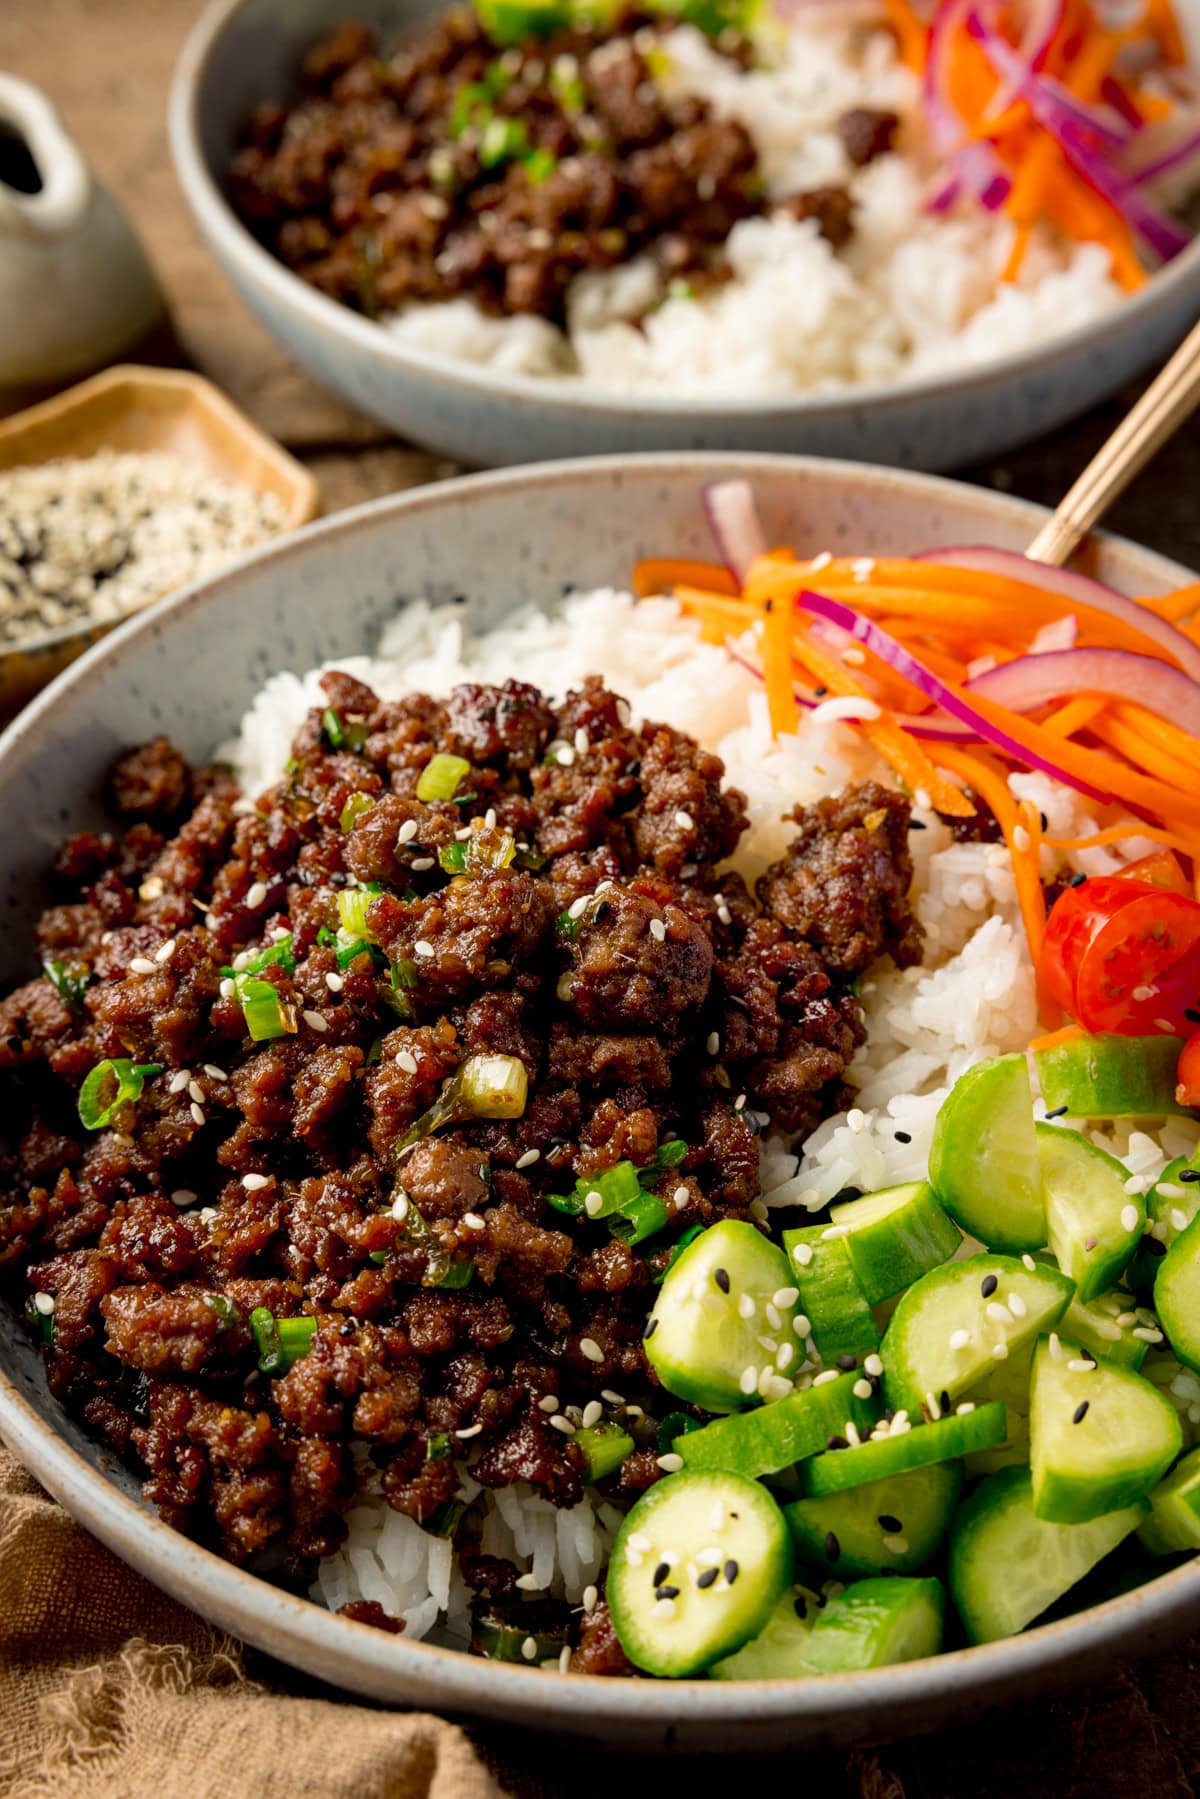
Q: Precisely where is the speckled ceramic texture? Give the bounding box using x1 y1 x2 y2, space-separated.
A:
168 0 1200 470
3 454 1200 1752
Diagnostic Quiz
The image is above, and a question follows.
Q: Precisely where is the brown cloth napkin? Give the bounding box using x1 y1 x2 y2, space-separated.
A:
0 1445 503 1799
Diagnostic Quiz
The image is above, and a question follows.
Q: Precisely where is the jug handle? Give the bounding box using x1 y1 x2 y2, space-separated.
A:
0 73 90 237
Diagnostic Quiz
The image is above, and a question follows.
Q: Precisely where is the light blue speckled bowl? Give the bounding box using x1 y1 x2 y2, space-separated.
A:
168 0 1200 469
2 455 1199 1751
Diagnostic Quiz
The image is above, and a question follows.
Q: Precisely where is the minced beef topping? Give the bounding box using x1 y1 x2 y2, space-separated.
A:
0 669 920 1658
227 9 896 326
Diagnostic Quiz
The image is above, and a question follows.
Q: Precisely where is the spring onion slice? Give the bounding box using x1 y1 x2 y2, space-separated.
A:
609 1190 671 1245
339 791 376 832
78 1058 163 1131
25 1295 55 1345
42 957 89 1010
438 841 469 874
202 1293 242 1334
221 936 295 979
393 1053 528 1160
249 1307 317 1376
323 709 369 753
436 1257 475 1289
426 1431 452 1462
416 753 472 803
234 973 297 1042
337 883 382 940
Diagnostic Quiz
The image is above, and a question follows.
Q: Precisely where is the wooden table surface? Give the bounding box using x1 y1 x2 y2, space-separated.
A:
4 2 1200 1793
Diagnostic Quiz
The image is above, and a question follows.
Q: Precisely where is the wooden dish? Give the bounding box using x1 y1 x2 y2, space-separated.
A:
0 363 320 712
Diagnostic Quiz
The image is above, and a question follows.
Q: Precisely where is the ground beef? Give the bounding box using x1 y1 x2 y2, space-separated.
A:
227 9 860 330
837 106 900 166
0 664 921 1663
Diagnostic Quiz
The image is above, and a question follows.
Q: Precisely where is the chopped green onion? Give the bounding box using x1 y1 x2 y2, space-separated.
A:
438 841 469 874
391 958 418 990
475 1619 567 1662
336 882 382 940
42 957 89 1010
451 80 493 136
426 1497 469 1538
459 1053 527 1119
479 114 529 167
25 1295 55 1346
549 63 586 111
416 753 472 803
322 707 347 750
556 909 580 942
652 1223 704 1284
426 1431 452 1463
656 1410 702 1454
234 973 297 1042
524 147 559 182
77 1058 163 1131
202 1293 242 1335
439 827 516 877
221 936 295 979
336 935 374 969
666 278 695 302
365 1036 384 1066
574 1422 634 1483
436 1257 475 1289
249 1308 317 1376
608 1190 670 1246
340 791 376 832
383 965 415 1022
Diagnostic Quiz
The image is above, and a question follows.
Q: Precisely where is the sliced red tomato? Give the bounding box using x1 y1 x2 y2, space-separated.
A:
1123 849 1192 896
1178 1032 1200 1108
1040 875 1200 1035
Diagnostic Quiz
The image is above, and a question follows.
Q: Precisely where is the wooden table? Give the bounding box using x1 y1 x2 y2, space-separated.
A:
5 3 1200 1793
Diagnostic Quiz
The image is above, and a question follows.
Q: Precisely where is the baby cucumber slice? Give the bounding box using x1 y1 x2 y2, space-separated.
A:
785 1462 962 1578
1057 1286 1151 1370
1146 1157 1200 1253
708 1585 820 1680
881 1253 1074 1417
606 1470 791 1676
801 1401 1008 1495
1035 1033 1190 1120
1039 1123 1145 1303
800 1577 945 1673
1137 1445 1200 1555
678 1372 878 1480
929 1054 1045 1252
1030 1336 1182 1523
961 1348 1033 1477
830 1181 963 1305
949 1466 1148 1645
782 1226 879 1362
1154 1212 1200 1373
644 1220 799 1413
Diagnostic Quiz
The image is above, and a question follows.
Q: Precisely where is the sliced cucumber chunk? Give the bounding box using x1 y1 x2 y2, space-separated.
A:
961 1347 1033 1476
1137 1444 1200 1554
929 1054 1045 1252
949 1466 1148 1644
1030 1336 1182 1523
1147 1157 1200 1252
677 1372 878 1480
1039 1123 1145 1303
1059 1286 1151 1370
1035 1033 1190 1119
881 1253 1074 1417
644 1220 799 1413
606 1470 791 1676
830 1181 962 1304
708 1585 820 1679
800 1576 945 1673
801 1401 1007 1495
1155 1212 1200 1373
785 1462 962 1578
782 1225 879 1362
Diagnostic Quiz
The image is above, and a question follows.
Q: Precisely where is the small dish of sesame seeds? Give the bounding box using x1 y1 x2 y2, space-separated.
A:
0 362 318 709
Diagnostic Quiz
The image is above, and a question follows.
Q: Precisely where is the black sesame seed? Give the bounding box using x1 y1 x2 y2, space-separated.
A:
1187 1009 1200 1025
814 686 827 698
981 1274 998 1298
1044 1105 1068 1119
644 1318 658 1339
652 1561 670 1587
793 1595 808 1620
824 1532 840 1564
877 1514 903 1533
816 1593 828 1609
1084 1236 1098 1251
883 1407 895 1423
696 1568 719 1589
655 1585 680 1601
1073 1401 1089 1424
1069 872 1087 887
826 1434 850 1450
894 1130 912 1144
724 1559 739 1585
836 1353 857 1371
939 1390 950 1414
714 1267 731 1294
1180 1169 1200 1183
1039 812 1048 831
909 819 927 831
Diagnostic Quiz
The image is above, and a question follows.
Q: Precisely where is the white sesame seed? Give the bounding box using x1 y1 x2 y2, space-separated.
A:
129 956 156 974
396 1049 419 1074
397 819 419 845
892 1411 909 1427
302 1010 328 1033
188 1080 205 1105
821 1224 849 1241
882 1534 910 1556
624 1404 644 1419
579 1337 605 1364
584 1191 604 1217
1022 1253 1036 1272
845 1421 862 1446
557 1645 572 1675
1124 1175 1147 1196
992 1342 1009 1361
853 1378 873 1399
794 1313 812 1337
515 1148 541 1169
414 941 434 958
1172 1207 1190 1231
411 857 435 872
232 951 252 972
581 1400 603 1428
739 1366 758 1395
246 881 268 909
717 904 732 926
537 1394 559 1413
574 727 590 755
325 971 344 993
1121 1204 1141 1232
846 1108 866 1133
242 1173 270 1192
956 1401 976 1415
33 1292 55 1316
813 1369 840 1387
794 1243 814 1267
154 939 176 964
583 1584 599 1613
706 1032 720 1055
777 1343 796 1370
1068 1358 1096 1373
601 1389 625 1406
1007 1292 1027 1318
549 1414 576 1435
627 1532 652 1553
168 1070 190 1094
219 978 235 1001
455 1424 483 1439
733 1094 746 1112
521 1636 538 1661
985 1302 1014 1325
203 1065 228 1082
657 1452 684 1473
674 810 694 831
199 1207 217 1224
139 876 165 901
672 1185 689 1210
774 1288 799 1308
1133 1326 1164 1342
1049 1332 1064 1360
190 1102 206 1126
925 1391 942 1421
651 1598 676 1620
170 1189 197 1207
391 1192 410 1222
737 1294 755 1320
949 1329 971 1350
649 918 667 942
864 1353 883 1376
462 1212 486 1231
515 1572 541 1591
765 1304 781 1331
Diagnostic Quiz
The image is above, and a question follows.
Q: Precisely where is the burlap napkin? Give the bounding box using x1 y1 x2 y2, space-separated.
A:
0 1445 503 1799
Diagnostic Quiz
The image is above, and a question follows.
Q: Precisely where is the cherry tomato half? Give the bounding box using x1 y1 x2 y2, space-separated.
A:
1040 875 1200 1036
1178 1032 1200 1109
1123 849 1192 896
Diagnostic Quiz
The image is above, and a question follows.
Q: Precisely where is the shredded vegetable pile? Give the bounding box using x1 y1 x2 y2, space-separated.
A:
635 479 1200 1014
878 0 1198 286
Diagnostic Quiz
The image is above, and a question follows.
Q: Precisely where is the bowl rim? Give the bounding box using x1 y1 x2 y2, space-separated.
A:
3 448 1200 1730
168 0 1200 425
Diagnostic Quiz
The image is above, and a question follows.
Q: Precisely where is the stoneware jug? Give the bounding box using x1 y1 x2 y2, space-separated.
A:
0 73 164 389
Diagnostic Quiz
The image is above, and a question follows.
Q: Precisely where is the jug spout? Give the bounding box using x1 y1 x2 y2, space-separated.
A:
0 73 90 238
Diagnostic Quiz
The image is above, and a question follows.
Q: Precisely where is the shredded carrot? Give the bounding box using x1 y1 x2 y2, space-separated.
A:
1030 1024 1085 1053
761 597 798 737
1039 693 1109 737
633 558 736 599
882 0 927 70
927 743 1048 961
1140 585 1200 622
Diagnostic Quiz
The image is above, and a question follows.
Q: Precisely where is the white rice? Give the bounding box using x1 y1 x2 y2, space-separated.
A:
384 16 1133 393
225 585 1185 1639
